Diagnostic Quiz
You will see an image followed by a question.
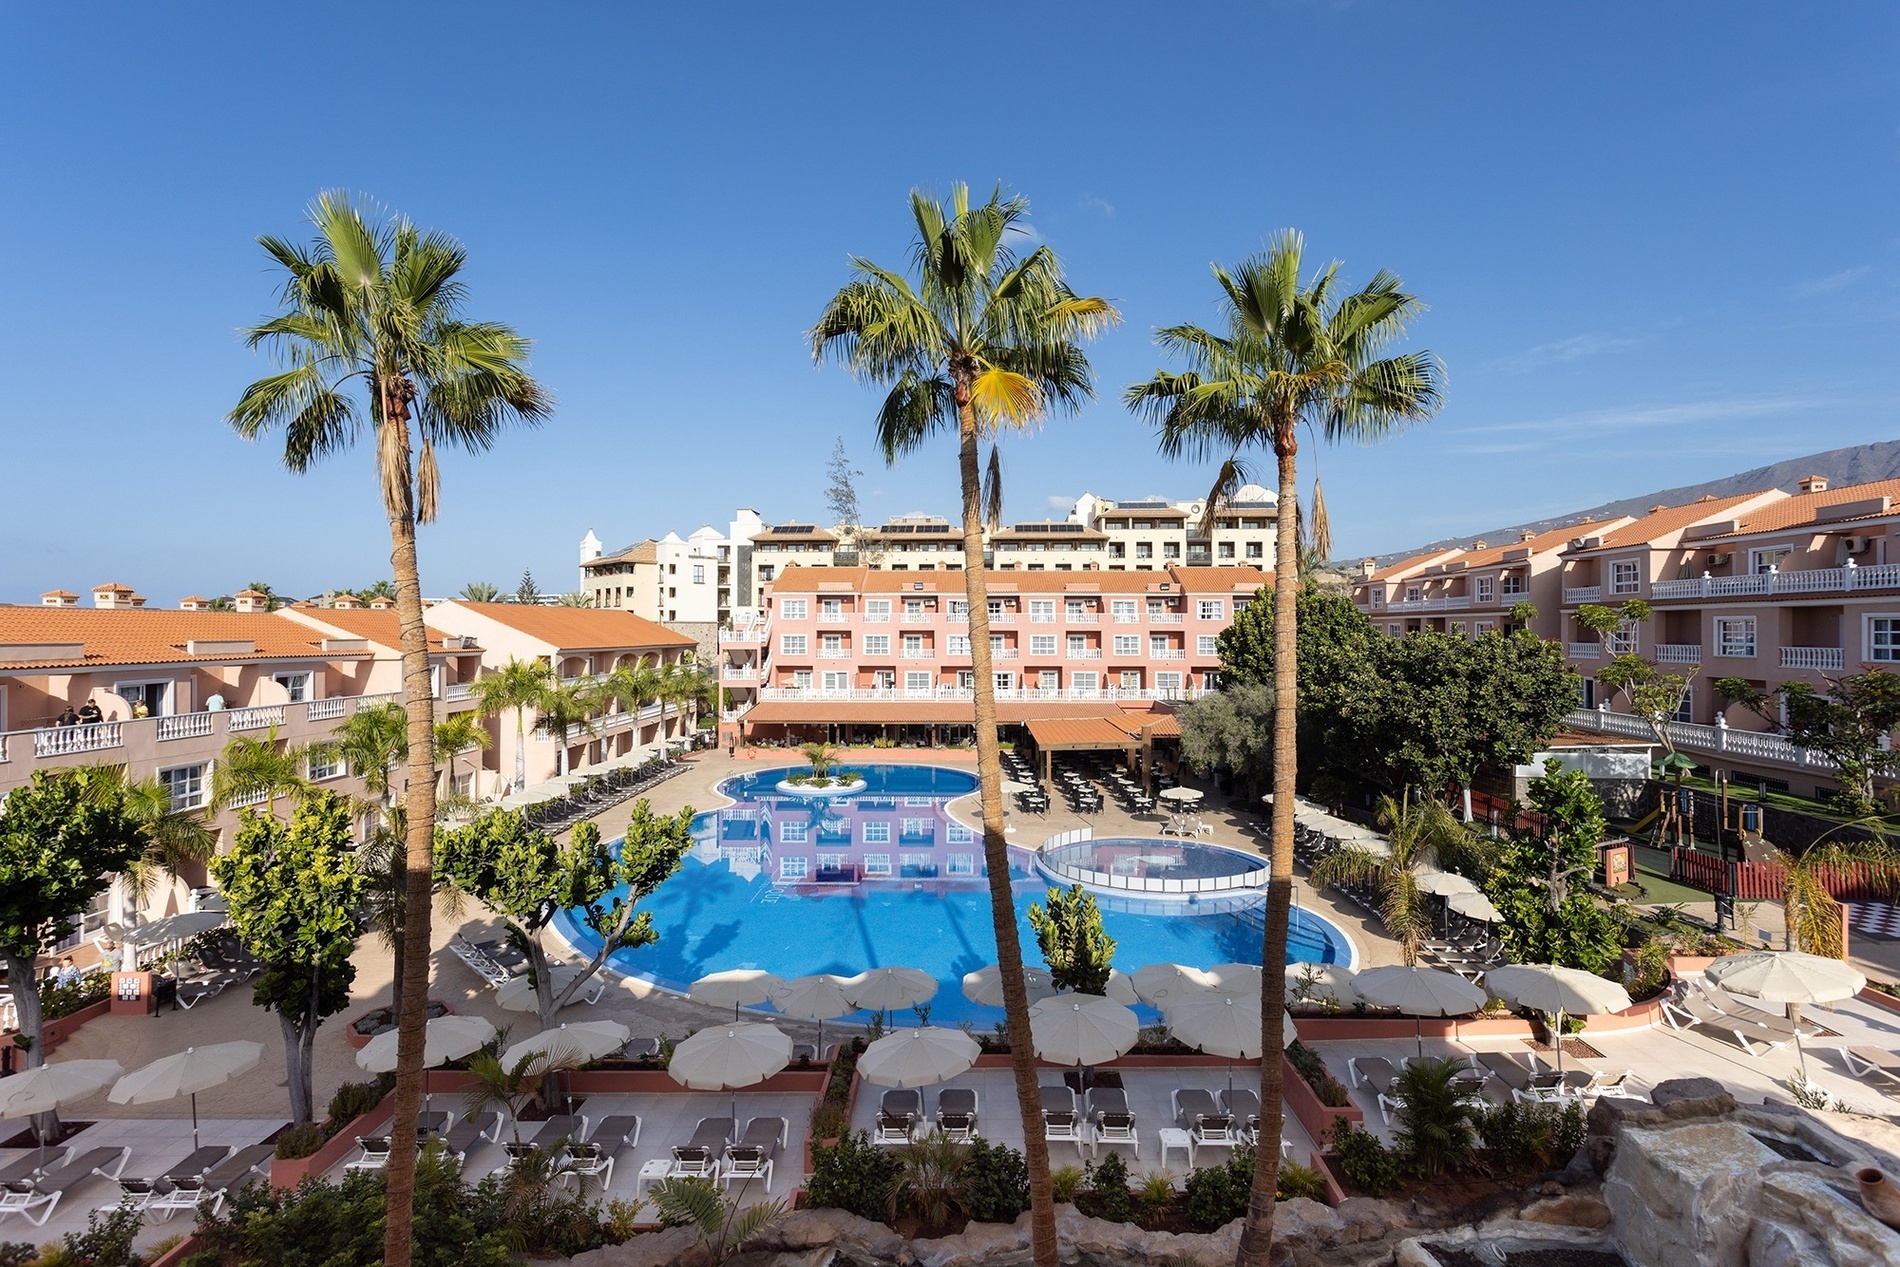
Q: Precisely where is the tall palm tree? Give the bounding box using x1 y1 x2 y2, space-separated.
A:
811 183 1116 1267
1126 231 1441 1267
472 657 555 793
334 701 411 808
432 713 492 806
210 727 314 820
657 660 716 755
1310 793 1489 966
536 677 602 776
227 190 549 1267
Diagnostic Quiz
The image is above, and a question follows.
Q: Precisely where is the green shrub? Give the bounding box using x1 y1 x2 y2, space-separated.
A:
0 1243 32 1267
1086 1150 1132 1223
1276 1159 1327 1201
1475 1100 1588 1176
1138 1168 1178 1210
1182 1146 1256 1232
1050 1164 1086 1203
1286 1041 1352 1107
274 1123 326 1160
1330 1120 1402 1196
39 974 110 1022
962 1138 1029 1223
806 1130 899 1221
1390 1056 1482 1177
809 1101 848 1141
1629 937 1670 999
44 1205 142 1267
326 1080 386 1125
884 1131 970 1231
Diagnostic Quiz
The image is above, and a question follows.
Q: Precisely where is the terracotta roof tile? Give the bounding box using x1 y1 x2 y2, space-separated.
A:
1026 716 1140 749
1695 478 1900 539
282 608 481 654
444 602 694 650
0 608 340 670
1585 490 1783 551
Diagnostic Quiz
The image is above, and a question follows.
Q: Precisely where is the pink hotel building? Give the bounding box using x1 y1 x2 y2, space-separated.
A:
718 564 1271 745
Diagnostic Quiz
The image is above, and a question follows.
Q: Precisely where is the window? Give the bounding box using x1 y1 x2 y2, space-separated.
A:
994 672 1014 692
946 600 967 620
821 671 848 691
779 857 809 880
1475 577 1494 603
947 854 976 877
1218 542 1235 559
1150 635 1169 656
779 820 808 843
1030 635 1056 657
780 634 808 656
159 764 205 810
872 670 895 690
1155 671 1183 694
1135 542 1153 559
1450 621 1467 638
1405 586 1422 602
1065 600 1089 619
1610 560 1640 595
781 599 808 620
1196 599 1223 620
1671 687 1694 724
1606 623 1637 656
1202 671 1221 689
692 565 705 585
792 670 812 688
905 599 926 615
1476 621 1495 635
1870 616 1900 661
1112 599 1137 623
759 565 776 582
1501 574 1526 595
946 820 974 844
903 633 926 656
274 672 310 702
1246 541 1263 559
1113 634 1139 656
947 635 970 656
905 671 932 693
1029 600 1056 623
990 634 1005 653
1750 546 1793 575
821 633 843 654
1037 669 1059 689
1071 671 1098 692
864 634 891 655
901 818 933 840
1387 624 1401 637
308 745 343 780
863 854 891 877
1197 635 1218 657
957 671 975 689
820 598 842 619
1120 670 1141 689
1067 634 1087 656
866 600 891 622
1716 617 1757 658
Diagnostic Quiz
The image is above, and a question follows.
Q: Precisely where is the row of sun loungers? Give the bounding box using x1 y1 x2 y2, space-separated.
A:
1344 1052 1636 1122
1660 978 1834 1059
667 1116 786 1190
448 934 530 986
0 1140 280 1227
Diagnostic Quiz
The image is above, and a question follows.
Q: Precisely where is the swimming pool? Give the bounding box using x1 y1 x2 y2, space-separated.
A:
554 764 1356 1027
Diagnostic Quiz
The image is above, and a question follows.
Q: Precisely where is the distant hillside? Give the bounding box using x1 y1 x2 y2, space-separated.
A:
1366 440 1900 565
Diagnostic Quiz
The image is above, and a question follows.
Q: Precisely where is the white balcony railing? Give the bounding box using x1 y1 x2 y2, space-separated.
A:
1654 644 1702 665
900 650 935 659
901 612 935 624
1565 707 1835 771
307 698 347 721
228 704 287 733
1781 646 1846 671
157 713 215 742
818 612 851 624
1030 612 1057 624
1113 613 1140 624
991 649 1019 660
1566 642 1601 659
1148 613 1184 624
1065 650 1103 660
444 681 475 702
17 722 124 760
862 612 891 624
1650 562 1900 601
1065 613 1100 624
1390 595 1472 612
721 666 759 681
985 612 1017 625
818 649 851 659
1563 586 1602 603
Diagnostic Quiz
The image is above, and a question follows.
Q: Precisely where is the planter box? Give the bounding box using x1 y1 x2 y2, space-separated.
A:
37 999 110 1055
1309 1150 1348 1206
1860 986 1900 1017
1279 1055 1360 1147
149 1236 201 1267
271 1097 394 1190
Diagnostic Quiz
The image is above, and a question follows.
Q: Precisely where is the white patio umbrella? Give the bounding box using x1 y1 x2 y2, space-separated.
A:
1447 891 1503 924
668 1022 794 1122
500 1019 632 1069
111 1042 263 1150
1286 963 1359 1007
1205 963 1265 993
1130 962 1217 1006
495 966 596 1013
1101 969 1140 1007
1414 870 1480 897
845 966 938 1016
1485 964 1632 1075
962 964 1060 1008
1029 995 1140 1068
768 973 856 1060
1158 787 1203 804
0 1060 122 1158
1165 989 1297 1093
1706 951 1867 1075
690 969 786 1021
1353 965 1490 1058
855 1026 981 1089
357 1015 498 1074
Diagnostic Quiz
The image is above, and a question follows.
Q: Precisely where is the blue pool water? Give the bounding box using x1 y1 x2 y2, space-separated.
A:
554 764 1354 1026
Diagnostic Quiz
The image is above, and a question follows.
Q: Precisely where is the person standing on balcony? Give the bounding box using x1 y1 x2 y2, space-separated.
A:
76 700 102 727
55 706 79 727
130 699 149 719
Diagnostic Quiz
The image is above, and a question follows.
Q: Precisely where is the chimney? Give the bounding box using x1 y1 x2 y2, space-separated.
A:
232 588 270 613
39 590 78 608
1798 474 1829 494
1359 558 1377 579
178 595 212 611
92 583 144 609
1649 505 1669 515
332 594 362 610
1471 539 1487 551
1520 529 1537 543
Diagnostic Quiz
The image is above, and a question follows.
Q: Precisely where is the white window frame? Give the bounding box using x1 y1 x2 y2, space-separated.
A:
792 670 812 688
158 763 206 810
779 634 807 656
1196 635 1218 657
947 854 976 877
905 671 932 693
1197 599 1224 620
862 820 891 844
1609 559 1641 596
946 820 974 844
779 820 809 843
308 745 344 781
274 671 311 702
1155 671 1183 694
779 857 809 880
780 599 808 620
863 853 891 877
1867 614 1900 662
1119 670 1141 689
1071 670 1098 692
1501 573 1527 596
1029 600 1056 623
820 632 844 652
1149 635 1169 656
820 598 842 618
1715 616 1757 658
1113 634 1139 657
1030 634 1057 657
692 565 705 585
864 634 891 655
1111 599 1137 623
994 671 1015 692
1475 577 1495 603
947 634 970 656
821 670 849 691
1037 669 1059 689
1750 545 1794 575
866 599 892 622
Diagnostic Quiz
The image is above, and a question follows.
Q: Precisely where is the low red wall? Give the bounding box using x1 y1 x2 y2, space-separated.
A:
271 1097 395 1190
37 998 110 1055
1860 986 1900 1017
1280 1055 1361 1147
1308 1149 1347 1205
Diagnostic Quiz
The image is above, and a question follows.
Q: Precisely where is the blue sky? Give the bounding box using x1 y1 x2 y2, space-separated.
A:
3 3 1896 603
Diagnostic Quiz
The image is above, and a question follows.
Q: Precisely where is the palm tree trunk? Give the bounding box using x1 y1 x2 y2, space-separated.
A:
380 410 440 1267
1236 434 1300 1267
514 707 527 793
953 395 1058 1267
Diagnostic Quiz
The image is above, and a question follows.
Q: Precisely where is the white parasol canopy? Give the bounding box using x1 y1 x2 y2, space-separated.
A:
358 1015 497 1075
1205 963 1265 993
845 966 938 1013
111 1042 264 1149
1353 965 1490 1058
1286 963 1359 1006
962 964 1059 1008
1415 869 1480 897
495 966 597 1013
855 1026 981 1089
1485 964 1631 1074
1706 951 1867 1075
500 1019 631 1069
1158 787 1204 804
1028 995 1140 1067
0 1060 122 1120
1101 969 1140 1007
1130 962 1218 1006
769 974 856 1021
121 911 226 950
668 1022 792 1091
690 969 786 1019
1165 991 1297 1059
1448 891 1503 923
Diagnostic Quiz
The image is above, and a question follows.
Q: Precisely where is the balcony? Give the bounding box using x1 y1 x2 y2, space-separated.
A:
1563 586 1602 604
444 681 475 702
818 648 851 659
1390 595 1472 613
985 612 1017 625
1654 644 1702 665
719 622 770 645
818 612 851 624
1065 612 1100 625
1651 563 1900 601
1566 643 1601 660
228 704 287 733
1566 707 1834 772
1065 649 1103 660
901 649 935 659
1781 646 1845 671
1112 613 1140 624
1150 649 1187 661
156 713 214 742
863 612 891 624
901 611 936 624
721 665 759 682
991 649 1019 660
307 698 348 721
1029 612 1057 624
1147 612 1184 624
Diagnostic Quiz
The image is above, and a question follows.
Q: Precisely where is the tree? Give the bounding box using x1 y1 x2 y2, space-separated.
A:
811 183 1117 1267
823 437 864 533
460 581 503 603
1217 586 1383 782
1762 825 1900 957
244 581 284 611
209 794 366 1125
228 190 549 1266
555 591 592 607
93 770 216 919
1311 793 1489 965
655 661 716 755
0 770 146 1080
1128 232 1442 1266
335 701 410 807
1026 885 1116 994
1718 669 1900 819
535 677 601 776
1177 683 1276 802
516 570 541 604
433 713 492 808
211 727 314 819
472 657 556 793
1486 760 1620 973
434 803 693 1027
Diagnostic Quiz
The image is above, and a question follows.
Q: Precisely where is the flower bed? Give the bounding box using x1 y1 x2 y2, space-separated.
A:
776 775 868 797
344 999 452 1049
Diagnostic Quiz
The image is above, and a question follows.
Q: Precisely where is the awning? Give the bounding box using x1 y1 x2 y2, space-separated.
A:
1109 711 1182 740
1025 716 1139 751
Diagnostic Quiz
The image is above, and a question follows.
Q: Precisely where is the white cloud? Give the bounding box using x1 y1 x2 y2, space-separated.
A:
1793 265 1872 297
1449 391 1844 438
1485 332 1638 374
1079 193 1115 218
1045 494 1074 513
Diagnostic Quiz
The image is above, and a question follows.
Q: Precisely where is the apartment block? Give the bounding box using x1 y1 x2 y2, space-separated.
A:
1071 488 1279 569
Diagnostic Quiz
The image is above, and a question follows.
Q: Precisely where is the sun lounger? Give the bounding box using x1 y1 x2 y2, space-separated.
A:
1475 1052 1570 1102
1172 1088 1238 1147
1086 1087 1138 1156
560 1115 641 1188
1699 982 1829 1037
416 1110 453 1138
1039 1084 1084 1155
1843 1046 1900 1088
1661 994 1791 1059
102 1144 230 1215
721 1117 786 1192
875 1089 922 1145
1347 1056 1399 1092
670 1117 734 1178
0 1149 68 1187
174 973 236 1010
344 1135 394 1170
527 1115 584 1149
936 1088 978 1142
1 1146 130 1226
1220 1088 1262 1145
150 1144 270 1220
441 1111 503 1162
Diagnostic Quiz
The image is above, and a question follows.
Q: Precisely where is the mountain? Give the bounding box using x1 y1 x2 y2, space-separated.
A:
1365 439 1900 565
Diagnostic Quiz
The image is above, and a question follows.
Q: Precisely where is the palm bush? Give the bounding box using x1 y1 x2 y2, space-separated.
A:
1390 1057 1483 1177
650 1177 787 1263
884 1130 972 1230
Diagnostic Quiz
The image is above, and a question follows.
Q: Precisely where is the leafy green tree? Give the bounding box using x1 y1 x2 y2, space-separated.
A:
1216 587 1383 780
472 657 556 793
1485 761 1620 973
210 794 367 1124
812 183 1116 1267
1177 682 1276 801
1391 1057 1482 1176
0 770 145 1075
1718 669 1900 819
244 580 285 611
229 191 549 1264
434 804 693 1027
211 726 314 819
335 702 411 808
1026 885 1117 994
655 661 717 755
1311 793 1491 965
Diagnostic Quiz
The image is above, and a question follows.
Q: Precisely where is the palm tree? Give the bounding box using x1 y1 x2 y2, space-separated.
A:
556 591 592 607
472 657 555 793
536 678 602 776
84 768 216 920
812 183 1116 1267
334 701 415 1019
1126 231 1441 1266
334 702 410 808
210 727 314 820
1310 793 1487 966
227 190 549 1267
460 581 502 602
657 661 716 754
432 713 491 807
1770 823 1900 957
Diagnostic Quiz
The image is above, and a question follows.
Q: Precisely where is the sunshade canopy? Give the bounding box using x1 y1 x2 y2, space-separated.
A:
1028 995 1140 1066
768 974 856 1021
961 964 1059 1008
845 966 938 1012
358 1016 497 1074
690 969 786 1011
0 1061 122 1118
1705 951 1867 1004
500 1019 631 1069
855 1026 981 1089
667 1022 793 1091
496 966 595 1013
111 1042 263 1104
1353 965 1489 1017
1485 964 1631 1017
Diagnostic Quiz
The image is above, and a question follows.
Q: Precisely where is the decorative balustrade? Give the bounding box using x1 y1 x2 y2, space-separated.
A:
1563 586 1602 603
25 722 123 758
1566 643 1600 659
445 682 475 701
306 698 347 720
1654 644 1702 664
1389 594 1472 612
156 713 215 741
817 649 851 659
1650 563 1900 601
1151 649 1187 660
985 612 1017 625
1147 612 1184 624
228 705 286 733
1065 613 1101 624
757 684 1211 703
900 612 936 624
1564 707 1834 770
1065 649 1104 660
1780 646 1845 671
900 649 936 659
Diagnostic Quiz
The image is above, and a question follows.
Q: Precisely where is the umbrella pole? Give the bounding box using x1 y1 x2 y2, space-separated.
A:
192 1092 200 1151
1792 1003 1808 1078
1555 1009 1564 1077
1415 1014 1423 1062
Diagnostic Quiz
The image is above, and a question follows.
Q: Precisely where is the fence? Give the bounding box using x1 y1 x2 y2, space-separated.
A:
1669 846 1897 901
1035 827 1271 895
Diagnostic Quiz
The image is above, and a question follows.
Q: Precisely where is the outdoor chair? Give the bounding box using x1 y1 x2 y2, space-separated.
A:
1172 1088 1238 1148
1842 1047 1900 1089
1347 1056 1400 1092
1661 993 1790 1059
1475 1051 1574 1102
1040 1084 1085 1155
1699 982 1829 1038
1220 1088 1262 1145
670 1117 735 1179
441 1111 503 1162
415 1110 453 1138
560 1116 641 1189
720 1117 786 1192
0 1147 130 1227
147 1144 267 1221
0 1150 68 1188
174 972 233 1010
875 1090 922 1145
344 1136 395 1171
936 1088 978 1142
1086 1087 1138 1156
1572 1069 1640 1102
527 1114 585 1149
